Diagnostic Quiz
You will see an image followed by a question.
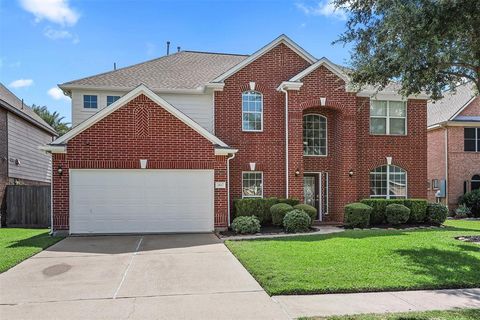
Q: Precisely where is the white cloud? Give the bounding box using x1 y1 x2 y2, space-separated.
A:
19 0 80 26
44 26 79 43
9 79 33 88
295 1 348 20
48 87 69 101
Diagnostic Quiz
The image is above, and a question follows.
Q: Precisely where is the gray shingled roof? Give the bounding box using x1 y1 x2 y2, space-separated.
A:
60 51 248 92
427 82 477 127
0 83 56 135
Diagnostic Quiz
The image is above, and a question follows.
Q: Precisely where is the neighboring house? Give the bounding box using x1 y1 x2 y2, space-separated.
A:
427 82 480 210
42 35 428 235
0 83 57 219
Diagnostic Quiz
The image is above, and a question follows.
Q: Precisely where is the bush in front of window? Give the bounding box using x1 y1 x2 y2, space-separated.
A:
404 199 428 223
344 203 372 228
283 209 311 233
234 197 301 225
385 204 410 225
458 189 480 217
231 216 261 234
293 204 317 224
277 198 300 206
426 203 448 225
361 199 428 225
270 203 294 226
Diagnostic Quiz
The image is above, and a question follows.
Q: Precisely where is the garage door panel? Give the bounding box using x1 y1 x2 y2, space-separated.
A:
70 169 214 234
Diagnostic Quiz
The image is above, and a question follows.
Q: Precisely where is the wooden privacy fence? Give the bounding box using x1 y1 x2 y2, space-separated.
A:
6 185 51 227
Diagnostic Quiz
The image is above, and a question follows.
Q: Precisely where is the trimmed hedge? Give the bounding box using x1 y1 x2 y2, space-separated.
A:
231 216 261 234
283 209 311 233
385 204 410 225
294 204 317 224
277 198 300 206
360 199 428 225
234 197 300 225
344 203 372 228
427 203 448 225
271 203 294 226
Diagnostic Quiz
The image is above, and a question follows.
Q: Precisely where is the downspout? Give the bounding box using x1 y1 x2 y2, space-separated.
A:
444 126 449 209
226 153 235 226
280 86 289 198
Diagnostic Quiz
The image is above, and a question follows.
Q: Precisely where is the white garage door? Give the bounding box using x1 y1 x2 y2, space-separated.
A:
69 169 214 234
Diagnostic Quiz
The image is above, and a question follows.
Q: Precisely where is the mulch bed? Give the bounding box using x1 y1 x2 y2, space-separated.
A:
455 235 480 244
218 225 326 238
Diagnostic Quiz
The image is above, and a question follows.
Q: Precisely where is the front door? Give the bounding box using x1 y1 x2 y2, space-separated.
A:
303 174 320 220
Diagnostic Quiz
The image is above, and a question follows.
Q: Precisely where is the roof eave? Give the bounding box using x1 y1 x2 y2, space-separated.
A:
59 84 208 95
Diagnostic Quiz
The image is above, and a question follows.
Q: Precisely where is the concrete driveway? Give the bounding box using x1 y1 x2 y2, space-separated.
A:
0 234 288 320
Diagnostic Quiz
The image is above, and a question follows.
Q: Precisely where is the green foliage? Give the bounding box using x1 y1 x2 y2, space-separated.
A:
234 197 300 225
344 202 372 228
455 204 471 219
333 0 480 99
270 203 294 226
283 209 311 233
293 204 317 224
231 216 261 234
427 203 448 225
459 189 480 217
277 198 300 206
385 204 411 225
361 199 428 225
32 104 70 136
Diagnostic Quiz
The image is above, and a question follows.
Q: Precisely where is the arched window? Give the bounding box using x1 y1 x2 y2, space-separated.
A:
370 165 407 199
472 175 480 191
242 91 263 131
303 114 327 156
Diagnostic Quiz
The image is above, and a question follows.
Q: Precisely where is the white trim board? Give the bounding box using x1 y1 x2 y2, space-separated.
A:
49 84 231 149
289 57 349 83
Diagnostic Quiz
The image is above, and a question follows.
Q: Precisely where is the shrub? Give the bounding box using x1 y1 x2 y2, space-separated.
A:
427 203 448 225
404 199 428 223
455 204 471 219
361 199 428 225
270 203 294 226
277 198 300 206
283 209 311 233
344 203 372 228
234 197 278 224
385 204 410 225
294 204 317 224
231 216 261 234
459 189 480 217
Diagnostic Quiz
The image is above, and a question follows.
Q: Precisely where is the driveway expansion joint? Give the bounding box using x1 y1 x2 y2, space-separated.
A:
113 236 143 299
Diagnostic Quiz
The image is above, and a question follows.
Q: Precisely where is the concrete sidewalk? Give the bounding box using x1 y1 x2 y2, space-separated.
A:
273 288 480 318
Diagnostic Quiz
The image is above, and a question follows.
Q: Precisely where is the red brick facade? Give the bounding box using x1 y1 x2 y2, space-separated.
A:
52 94 228 231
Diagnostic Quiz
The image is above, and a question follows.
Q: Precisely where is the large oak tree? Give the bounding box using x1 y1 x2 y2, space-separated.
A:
334 0 480 98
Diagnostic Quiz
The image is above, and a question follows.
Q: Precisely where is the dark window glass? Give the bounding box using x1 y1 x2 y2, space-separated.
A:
107 95 120 106
464 128 478 152
472 175 480 191
83 95 98 108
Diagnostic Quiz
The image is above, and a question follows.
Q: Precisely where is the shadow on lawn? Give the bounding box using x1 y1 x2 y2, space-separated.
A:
395 244 480 292
7 233 62 250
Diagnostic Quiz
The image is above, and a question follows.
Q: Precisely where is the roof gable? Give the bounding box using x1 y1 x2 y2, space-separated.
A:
289 57 350 83
50 84 229 148
210 34 317 83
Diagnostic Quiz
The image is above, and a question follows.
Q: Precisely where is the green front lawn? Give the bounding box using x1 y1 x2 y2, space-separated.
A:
0 228 64 273
303 309 480 320
226 220 480 295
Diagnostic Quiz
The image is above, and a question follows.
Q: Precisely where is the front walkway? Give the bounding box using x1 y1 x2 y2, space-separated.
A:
273 288 480 318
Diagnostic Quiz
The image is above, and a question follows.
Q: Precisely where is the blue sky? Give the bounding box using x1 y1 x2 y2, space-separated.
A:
0 0 351 123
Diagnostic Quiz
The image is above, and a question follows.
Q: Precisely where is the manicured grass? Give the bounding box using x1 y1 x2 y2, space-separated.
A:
302 308 480 320
226 220 480 295
0 228 64 273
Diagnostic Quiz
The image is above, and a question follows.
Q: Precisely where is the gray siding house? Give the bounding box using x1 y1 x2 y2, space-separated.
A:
0 83 57 220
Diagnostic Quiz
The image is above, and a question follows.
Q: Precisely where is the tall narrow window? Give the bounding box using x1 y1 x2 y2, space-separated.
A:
242 172 263 198
370 100 407 135
242 91 263 131
83 95 98 109
464 128 480 152
303 114 327 156
472 175 480 191
370 165 407 199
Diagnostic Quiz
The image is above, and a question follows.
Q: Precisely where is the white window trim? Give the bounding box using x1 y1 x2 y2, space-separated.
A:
432 179 439 190
370 165 408 199
369 100 407 136
303 113 328 157
83 94 98 109
242 91 263 132
241 171 263 198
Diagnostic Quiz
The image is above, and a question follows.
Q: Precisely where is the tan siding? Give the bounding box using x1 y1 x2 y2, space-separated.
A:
7 113 53 183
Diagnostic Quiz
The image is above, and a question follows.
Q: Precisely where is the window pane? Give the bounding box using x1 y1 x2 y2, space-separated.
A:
464 128 476 139
371 101 387 116
303 115 327 155
242 91 263 131
242 172 263 197
390 118 406 135
465 139 476 152
370 118 386 134
389 101 406 117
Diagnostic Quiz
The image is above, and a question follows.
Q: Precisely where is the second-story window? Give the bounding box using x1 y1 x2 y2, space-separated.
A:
464 128 480 152
107 95 120 106
83 95 98 109
303 114 327 156
370 100 406 135
242 91 263 132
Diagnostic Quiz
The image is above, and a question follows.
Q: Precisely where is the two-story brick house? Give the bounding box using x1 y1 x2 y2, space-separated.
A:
427 82 480 210
43 35 428 234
